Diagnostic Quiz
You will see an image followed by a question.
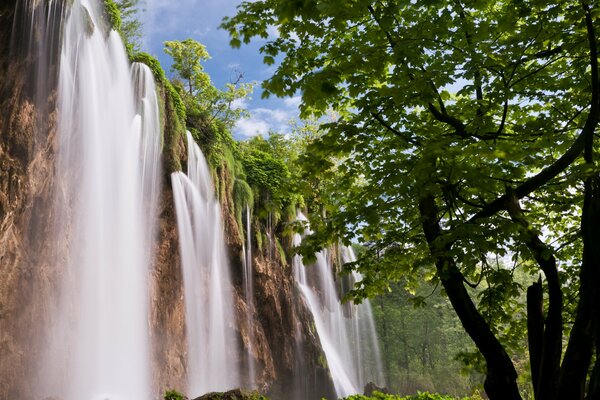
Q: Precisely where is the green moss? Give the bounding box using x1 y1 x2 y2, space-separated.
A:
131 52 167 83
162 84 185 173
234 178 254 241
318 353 328 369
275 237 287 267
165 80 186 122
256 230 263 252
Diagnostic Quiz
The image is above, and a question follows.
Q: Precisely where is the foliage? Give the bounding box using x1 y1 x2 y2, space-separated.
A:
164 39 253 176
224 0 600 398
165 39 254 130
341 392 483 400
164 389 187 400
165 39 211 95
242 147 288 198
372 282 483 395
131 52 166 83
102 0 122 32
114 0 143 53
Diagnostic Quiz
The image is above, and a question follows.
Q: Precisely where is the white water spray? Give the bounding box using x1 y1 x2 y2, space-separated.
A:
171 131 241 397
40 0 162 398
293 212 385 397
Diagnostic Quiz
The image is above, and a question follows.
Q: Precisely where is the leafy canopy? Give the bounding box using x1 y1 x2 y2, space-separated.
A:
223 0 600 398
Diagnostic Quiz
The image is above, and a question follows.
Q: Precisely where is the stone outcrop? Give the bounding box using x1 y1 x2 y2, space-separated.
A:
193 388 267 400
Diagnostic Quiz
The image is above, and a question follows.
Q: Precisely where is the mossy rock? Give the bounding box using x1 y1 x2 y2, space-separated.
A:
192 389 269 400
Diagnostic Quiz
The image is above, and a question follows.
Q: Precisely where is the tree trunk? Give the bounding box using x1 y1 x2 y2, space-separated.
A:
419 195 522 400
527 280 543 399
555 178 600 399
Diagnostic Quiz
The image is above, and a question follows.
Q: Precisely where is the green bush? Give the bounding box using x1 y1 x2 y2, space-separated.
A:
164 389 187 400
102 0 122 32
341 392 483 400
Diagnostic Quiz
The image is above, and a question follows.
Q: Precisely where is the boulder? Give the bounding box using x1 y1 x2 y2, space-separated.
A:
193 389 269 400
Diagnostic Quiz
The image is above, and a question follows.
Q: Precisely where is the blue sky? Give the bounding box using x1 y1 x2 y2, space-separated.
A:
141 0 300 139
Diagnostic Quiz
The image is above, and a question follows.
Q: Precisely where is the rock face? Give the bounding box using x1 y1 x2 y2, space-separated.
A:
0 2 336 400
193 388 267 400
0 1 64 398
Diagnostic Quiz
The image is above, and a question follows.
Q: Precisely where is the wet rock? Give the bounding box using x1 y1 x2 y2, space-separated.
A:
364 381 390 396
193 389 268 400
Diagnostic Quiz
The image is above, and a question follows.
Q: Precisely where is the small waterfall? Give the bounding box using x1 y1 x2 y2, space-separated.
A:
293 212 385 397
243 205 257 388
171 131 241 397
340 247 386 388
38 0 162 398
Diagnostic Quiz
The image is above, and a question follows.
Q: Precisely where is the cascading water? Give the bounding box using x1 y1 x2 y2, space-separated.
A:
242 205 257 388
171 131 241 397
293 212 385 398
36 0 162 398
340 247 386 388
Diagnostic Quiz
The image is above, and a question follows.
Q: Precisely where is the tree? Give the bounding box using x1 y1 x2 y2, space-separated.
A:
164 39 211 96
115 0 143 53
222 1 600 399
164 39 254 129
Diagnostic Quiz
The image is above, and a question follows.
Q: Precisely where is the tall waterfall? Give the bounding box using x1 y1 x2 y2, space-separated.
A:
171 131 240 397
33 0 162 398
293 212 385 398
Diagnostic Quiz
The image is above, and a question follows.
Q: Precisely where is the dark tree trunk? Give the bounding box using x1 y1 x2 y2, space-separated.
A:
419 195 522 400
527 280 543 399
505 192 563 400
556 176 600 400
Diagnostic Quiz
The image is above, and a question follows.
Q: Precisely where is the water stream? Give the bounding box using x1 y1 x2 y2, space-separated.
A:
171 131 241 397
41 0 162 398
293 212 385 398
243 205 257 388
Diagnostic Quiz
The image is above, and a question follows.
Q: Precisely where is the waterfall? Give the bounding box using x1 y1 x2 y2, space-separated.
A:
171 131 240 397
243 205 257 388
35 0 162 398
340 247 386 388
293 212 385 397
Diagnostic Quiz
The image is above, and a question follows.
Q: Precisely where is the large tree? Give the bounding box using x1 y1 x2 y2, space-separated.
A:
223 1 600 399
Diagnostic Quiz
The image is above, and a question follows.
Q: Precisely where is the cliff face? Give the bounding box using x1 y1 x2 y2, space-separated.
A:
0 2 335 399
217 165 336 399
0 1 64 398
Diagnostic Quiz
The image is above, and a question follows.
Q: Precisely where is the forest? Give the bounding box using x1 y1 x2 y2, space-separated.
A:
0 0 599 400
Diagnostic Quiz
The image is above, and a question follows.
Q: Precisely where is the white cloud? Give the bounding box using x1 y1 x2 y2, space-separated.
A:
192 27 211 37
253 108 290 123
234 104 300 137
283 96 301 109
235 118 270 137
231 98 248 110
266 25 280 39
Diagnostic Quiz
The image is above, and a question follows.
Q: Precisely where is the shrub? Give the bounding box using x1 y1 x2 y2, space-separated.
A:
341 392 483 400
164 389 187 400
